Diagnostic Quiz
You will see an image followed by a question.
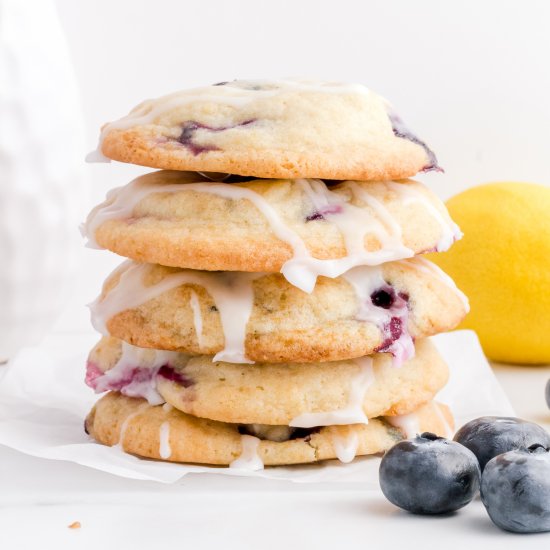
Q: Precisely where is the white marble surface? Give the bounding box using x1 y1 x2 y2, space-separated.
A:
0 331 549 549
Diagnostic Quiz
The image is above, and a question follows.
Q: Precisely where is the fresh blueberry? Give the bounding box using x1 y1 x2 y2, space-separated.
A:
546 379 550 409
481 444 550 533
454 416 550 471
379 432 480 514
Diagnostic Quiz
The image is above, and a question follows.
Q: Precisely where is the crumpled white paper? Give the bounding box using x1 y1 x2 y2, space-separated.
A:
0 330 514 484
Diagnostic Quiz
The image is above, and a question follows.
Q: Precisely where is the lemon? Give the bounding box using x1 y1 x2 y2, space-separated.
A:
429 182 550 364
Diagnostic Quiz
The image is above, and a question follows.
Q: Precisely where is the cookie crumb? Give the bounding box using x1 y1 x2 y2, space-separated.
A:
68 521 81 529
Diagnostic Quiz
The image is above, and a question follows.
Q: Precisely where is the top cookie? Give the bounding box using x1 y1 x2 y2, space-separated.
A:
89 79 440 180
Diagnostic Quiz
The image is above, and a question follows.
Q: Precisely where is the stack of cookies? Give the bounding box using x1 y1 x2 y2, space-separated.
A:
83 79 468 469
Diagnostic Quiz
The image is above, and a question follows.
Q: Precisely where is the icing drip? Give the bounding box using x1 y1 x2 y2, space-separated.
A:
385 411 420 439
159 421 172 459
342 266 414 366
330 428 360 463
387 182 461 252
116 403 150 450
89 262 260 363
162 403 173 413
289 356 375 428
87 341 180 405
84 176 416 293
404 257 470 313
188 289 204 348
230 434 264 471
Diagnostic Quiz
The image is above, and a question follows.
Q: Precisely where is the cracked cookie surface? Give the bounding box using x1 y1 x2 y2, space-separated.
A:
93 79 439 180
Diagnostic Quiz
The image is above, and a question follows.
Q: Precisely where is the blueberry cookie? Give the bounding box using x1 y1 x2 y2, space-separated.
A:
84 171 459 290
90 79 439 181
86 337 448 426
90 258 468 364
85 393 453 466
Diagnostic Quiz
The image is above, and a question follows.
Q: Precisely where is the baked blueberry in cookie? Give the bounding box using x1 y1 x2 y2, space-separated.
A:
388 112 442 173
91 79 441 180
157 365 194 387
177 119 256 155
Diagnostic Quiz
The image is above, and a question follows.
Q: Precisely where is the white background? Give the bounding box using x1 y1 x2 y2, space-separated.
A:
3 2 550 547
53 0 550 330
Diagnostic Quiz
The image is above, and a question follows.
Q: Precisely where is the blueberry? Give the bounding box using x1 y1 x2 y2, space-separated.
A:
377 316 403 352
157 365 194 388
481 444 550 533
387 112 442 173
379 432 480 514
305 211 325 222
370 287 396 309
546 379 550 409
177 119 256 156
454 416 550 471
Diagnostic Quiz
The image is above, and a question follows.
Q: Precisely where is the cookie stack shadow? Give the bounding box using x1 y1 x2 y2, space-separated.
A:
83 79 468 469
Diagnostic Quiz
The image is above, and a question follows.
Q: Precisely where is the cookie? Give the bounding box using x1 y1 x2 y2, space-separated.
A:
89 79 440 181
87 337 448 426
85 393 454 466
84 171 460 289
90 258 468 364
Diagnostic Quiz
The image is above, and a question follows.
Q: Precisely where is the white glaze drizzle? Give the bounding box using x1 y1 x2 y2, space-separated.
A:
162 403 173 413
342 265 390 325
158 421 172 459
229 434 264 471
84 176 417 293
87 79 371 162
289 356 375 428
94 341 179 405
342 266 414 367
403 256 470 312
89 262 260 364
385 411 420 439
188 289 204 348
298 179 401 255
387 182 462 251
116 402 150 450
329 428 360 463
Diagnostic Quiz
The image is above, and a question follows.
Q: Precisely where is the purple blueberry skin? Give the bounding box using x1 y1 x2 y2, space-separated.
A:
546 379 550 409
481 444 550 533
370 287 395 309
387 112 442 172
157 365 194 388
379 432 480 515
454 416 550 472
